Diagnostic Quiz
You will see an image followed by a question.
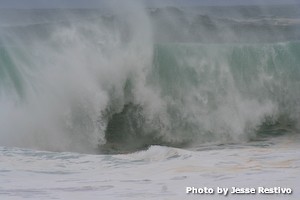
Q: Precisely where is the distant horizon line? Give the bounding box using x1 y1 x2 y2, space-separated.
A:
0 3 299 9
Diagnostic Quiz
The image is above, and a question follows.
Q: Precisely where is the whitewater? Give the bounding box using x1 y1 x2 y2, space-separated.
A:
0 1 299 199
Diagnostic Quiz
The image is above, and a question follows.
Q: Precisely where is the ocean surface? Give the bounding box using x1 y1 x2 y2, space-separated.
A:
0 3 299 199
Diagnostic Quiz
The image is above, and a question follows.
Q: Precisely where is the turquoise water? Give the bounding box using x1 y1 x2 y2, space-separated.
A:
0 7 299 153
0 5 299 200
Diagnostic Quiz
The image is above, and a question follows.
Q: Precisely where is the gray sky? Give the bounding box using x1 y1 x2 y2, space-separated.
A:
0 0 299 8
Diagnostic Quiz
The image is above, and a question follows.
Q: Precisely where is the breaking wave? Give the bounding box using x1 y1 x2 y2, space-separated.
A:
0 3 299 153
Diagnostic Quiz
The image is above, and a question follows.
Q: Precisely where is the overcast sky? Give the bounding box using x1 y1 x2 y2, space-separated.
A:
0 0 299 8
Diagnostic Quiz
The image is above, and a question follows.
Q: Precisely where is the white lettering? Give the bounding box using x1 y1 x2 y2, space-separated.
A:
231 187 256 194
186 187 214 194
258 187 293 194
217 187 229 196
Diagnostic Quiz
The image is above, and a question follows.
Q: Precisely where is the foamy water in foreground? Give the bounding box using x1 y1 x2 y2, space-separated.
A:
0 4 300 200
0 135 299 200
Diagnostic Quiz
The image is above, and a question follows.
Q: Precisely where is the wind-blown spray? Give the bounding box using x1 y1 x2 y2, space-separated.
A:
0 2 299 153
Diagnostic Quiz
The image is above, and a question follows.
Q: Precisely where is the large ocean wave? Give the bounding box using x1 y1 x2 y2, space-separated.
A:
0 3 299 153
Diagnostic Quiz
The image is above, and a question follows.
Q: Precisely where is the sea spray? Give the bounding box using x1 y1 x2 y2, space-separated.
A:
0 3 299 153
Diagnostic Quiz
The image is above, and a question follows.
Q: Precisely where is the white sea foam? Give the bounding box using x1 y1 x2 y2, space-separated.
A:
0 2 299 154
0 135 299 199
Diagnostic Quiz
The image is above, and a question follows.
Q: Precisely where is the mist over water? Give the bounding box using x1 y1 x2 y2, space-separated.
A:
0 2 299 153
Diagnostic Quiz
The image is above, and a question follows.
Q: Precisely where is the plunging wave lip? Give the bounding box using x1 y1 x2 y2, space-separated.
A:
0 7 300 154
2 40 299 154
